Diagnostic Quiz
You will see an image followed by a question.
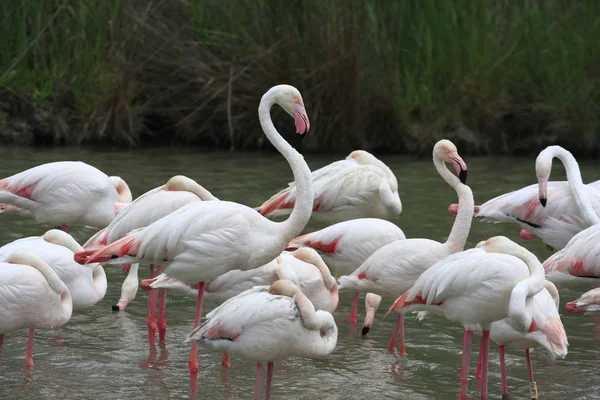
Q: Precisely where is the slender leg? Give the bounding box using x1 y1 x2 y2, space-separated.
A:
189 281 206 394
349 292 359 323
157 265 168 342
147 264 158 345
398 312 406 356
475 339 483 379
387 313 403 353
254 362 262 400
525 349 538 400
499 345 509 400
221 351 231 368
459 329 474 400
25 328 35 368
265 361 274 400
0 334 3 360
480 330 491 400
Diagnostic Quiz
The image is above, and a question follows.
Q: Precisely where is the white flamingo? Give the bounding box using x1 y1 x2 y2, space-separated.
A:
256 150 402 223
0 229 106 311
77 175 217 344
77 84 314 393
449 146 600 250
338 139 471 355
566 287 600 313
285 217 405 323
185 280 337 400
0 161 132 231
0 250 72 368
388 236 551 400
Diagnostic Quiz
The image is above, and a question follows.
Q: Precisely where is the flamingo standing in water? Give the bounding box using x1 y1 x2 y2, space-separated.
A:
78 84 314 393
78 175 217 344
449 146 600 250
338 139 471 356
0 161 132 231
285 217 405 323
0 250 72 367
185 280 337 400
256 150 402 223
388 236 550 400
0 229 106 311
146 247 338 368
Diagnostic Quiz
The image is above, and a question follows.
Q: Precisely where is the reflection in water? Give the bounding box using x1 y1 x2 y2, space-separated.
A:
0 148 599 399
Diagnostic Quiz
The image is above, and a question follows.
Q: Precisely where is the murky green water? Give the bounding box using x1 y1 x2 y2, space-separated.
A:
0 146 599 400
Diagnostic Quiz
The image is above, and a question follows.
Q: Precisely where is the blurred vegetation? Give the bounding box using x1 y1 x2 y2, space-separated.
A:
0 0 599 155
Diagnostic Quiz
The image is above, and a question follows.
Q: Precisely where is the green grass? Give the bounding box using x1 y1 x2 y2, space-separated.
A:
0 0 599 154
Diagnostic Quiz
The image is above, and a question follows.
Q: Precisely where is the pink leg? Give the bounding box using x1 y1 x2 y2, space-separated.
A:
480 330 491 400
157 265 168 342
349 292 359 323
254 362 262 400
475 338 483 379
398 312 406 356
459 329 473 400
525 349 538 400
147 264 158 345
0 334 4 361
499 345 508 399
221 352 231 368
189 281 206 394
387 313 403 353
265 361 274 400
25 328 35 368
58 225 69 233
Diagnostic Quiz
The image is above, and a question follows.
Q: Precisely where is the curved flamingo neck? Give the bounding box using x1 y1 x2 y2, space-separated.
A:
258 90 313 240
291 286 334 331
22 254 69 296
435 156 473 253
547 146 599 225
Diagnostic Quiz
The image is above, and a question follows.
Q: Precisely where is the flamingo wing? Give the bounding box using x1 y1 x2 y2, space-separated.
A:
543 223 600 279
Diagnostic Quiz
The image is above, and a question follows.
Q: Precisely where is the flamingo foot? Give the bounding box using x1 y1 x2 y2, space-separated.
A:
399 344 407 357
221 352 231 368
189 342 199 393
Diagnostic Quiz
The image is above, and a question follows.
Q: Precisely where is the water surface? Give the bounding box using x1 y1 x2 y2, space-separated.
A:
0 147 599 400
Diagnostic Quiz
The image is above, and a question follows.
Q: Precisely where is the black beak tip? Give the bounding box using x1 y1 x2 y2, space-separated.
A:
540 197 547 207
459 169 468 184
111 305 120 312
361 326 370 336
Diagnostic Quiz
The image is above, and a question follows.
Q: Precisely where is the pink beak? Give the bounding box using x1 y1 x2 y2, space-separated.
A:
362 306 377 335
112 298 132 311
538 179 548 207
448 152 467 184
294 104 310 134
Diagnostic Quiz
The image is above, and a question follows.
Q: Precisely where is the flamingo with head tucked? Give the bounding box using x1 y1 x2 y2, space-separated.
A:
0 161 132 231
388 236 551 400
0 250 72 368
257 150 402 223
76 84 314 393
78 175 217 344
338 139 471 356
449 146 600 250
185 280 337 400
285 217 405 323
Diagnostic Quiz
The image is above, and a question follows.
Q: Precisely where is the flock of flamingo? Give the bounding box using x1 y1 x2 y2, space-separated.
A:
0 84 598 400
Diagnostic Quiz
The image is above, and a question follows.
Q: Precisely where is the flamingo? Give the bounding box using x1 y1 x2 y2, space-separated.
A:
109 176 133 203
185 280 337 400
77 175 217 344
361 293 382 335
256 150 402 223
0 161 132 231
472 284 567 399
285 217 405 323
77 84 314 393
338 139 470 355
0 229 106 311
449 146 600 250
388 236 550 400
566 287 600 313
146 247 338 368
0 250 72 367
112 263 139 311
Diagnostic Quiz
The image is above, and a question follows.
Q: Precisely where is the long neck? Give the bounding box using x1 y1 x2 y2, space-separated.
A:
435 157 473 252
293 288 335 331
28 256 69 295
555 148 600 225
507 249 546 330
258 94 313 240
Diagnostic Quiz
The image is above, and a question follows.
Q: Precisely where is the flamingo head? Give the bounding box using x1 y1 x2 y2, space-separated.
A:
478 236 530 257
434 139 468 184
273 85 310 134
347 150 375 164
534 147 563 207
268 279 299 297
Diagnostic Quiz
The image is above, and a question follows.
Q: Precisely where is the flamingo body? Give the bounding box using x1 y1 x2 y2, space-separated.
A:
566 287 600 313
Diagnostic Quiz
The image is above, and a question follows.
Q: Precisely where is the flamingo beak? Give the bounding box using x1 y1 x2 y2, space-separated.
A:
449 152 468 184
294 104 310 134
538 179 547 207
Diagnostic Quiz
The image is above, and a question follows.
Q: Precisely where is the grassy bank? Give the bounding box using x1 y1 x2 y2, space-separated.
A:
1 0 598 155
